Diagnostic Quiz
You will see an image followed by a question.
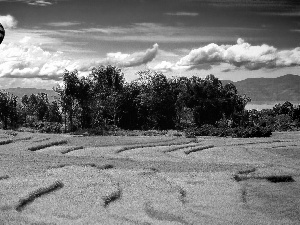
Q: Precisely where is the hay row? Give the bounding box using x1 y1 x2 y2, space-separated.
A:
233 173 295 183
229 139 284 146
184 145 215 155
162 142 200 153
15 180 64 212
13 136 32 142
31 137 51 143
60 146 84 154
0 175 9 180
48 163 114 170
0 139 13 145
116 139 197 153
102 186 122 208
28 140 68 151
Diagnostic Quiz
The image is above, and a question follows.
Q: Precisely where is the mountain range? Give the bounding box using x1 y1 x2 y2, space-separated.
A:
230 74 300 102
2 74 300 103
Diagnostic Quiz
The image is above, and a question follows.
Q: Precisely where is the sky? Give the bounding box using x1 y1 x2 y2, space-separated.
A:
0 0 300 89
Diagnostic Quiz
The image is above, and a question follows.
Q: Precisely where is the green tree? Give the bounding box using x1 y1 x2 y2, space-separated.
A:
89 65 124 127
0 91 19 129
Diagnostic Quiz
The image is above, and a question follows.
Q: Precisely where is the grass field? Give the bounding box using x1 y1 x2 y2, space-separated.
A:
0 129 300 224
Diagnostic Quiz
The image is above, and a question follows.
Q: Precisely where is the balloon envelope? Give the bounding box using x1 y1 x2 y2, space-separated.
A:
0 23 5 44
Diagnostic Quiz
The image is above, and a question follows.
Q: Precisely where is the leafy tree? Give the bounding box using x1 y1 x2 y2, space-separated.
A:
132 71 177 129
47 101 62 123
0 91 19 129
89 65 124 127
55 70 81 131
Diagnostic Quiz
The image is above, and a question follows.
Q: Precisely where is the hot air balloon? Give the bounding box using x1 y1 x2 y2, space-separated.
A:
0 23 5 44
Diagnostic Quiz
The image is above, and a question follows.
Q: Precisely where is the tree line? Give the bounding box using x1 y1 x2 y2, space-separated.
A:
0 65 299 137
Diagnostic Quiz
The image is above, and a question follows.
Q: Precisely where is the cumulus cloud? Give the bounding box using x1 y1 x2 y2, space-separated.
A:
47 22 81 27
101 43 159 67
165 12 199 16
0 39 159 80
0 40 82 80
0 15 18 29
153 38 300 72
28 0 52 6
0 0 54 6
153 61 179 72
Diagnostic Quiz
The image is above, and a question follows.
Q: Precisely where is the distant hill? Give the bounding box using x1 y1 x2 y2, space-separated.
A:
222 74 300 102
2 88 58 101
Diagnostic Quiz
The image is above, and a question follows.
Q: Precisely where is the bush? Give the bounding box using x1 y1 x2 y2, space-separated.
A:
184 124 272 138
28 122 63 133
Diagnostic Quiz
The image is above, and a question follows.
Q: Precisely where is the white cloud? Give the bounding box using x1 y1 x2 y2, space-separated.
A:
28 0 52 6
0 0 55 6
165 12 199 16
0 15 18 29
101 43 159 67
152 38 300 72
47 22 81 27
0 38 159 80
153 61 175 72
0 40 82 80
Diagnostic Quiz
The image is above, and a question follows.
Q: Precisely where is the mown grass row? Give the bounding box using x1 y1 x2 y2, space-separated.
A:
116 138 198 153
15 180 64 211
184 145 215 155
102 185 122 208
28 140 68 151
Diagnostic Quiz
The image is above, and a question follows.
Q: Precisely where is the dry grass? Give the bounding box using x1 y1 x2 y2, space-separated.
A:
144 202 188 224
28 140 68 151
15 180 64 212
184 145 215 155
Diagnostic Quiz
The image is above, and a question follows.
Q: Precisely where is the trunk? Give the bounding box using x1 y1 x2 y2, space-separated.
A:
3 116 8 130
69 110 73 132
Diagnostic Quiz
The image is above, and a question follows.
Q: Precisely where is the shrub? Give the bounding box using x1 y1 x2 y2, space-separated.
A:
184 124 272 138
38 122 63 133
